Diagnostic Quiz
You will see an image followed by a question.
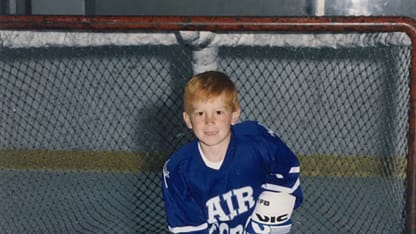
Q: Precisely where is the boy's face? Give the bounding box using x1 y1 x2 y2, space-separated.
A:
183 93 240 149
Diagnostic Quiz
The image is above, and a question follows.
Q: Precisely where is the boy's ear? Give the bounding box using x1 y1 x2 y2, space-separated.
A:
183 112 192 129
231 108 240 125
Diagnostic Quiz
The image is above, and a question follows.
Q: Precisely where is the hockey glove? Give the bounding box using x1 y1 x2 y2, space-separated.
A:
245 191 296 234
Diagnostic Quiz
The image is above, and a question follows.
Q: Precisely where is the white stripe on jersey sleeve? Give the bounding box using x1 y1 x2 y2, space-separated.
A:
272 166 300 179
289 166 300 174
261 178 301 194
168 223 208 233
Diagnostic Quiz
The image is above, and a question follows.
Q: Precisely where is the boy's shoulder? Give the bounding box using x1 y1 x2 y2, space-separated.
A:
233 120 285 147
164 140 198 171
233 120 275 137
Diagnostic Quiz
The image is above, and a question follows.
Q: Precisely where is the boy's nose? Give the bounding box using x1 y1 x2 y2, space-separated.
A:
205 114 215 124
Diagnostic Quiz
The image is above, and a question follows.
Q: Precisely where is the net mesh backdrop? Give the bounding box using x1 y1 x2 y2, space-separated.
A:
0 16 415 233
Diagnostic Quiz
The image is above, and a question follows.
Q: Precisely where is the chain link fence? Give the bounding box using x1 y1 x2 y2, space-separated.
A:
0 19 413 233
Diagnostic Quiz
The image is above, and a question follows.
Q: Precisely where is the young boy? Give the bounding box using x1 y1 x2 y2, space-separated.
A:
162 71 303 234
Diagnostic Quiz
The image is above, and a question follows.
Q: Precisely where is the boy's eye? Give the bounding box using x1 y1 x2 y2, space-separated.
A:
216 111 223 115
196 112 204 116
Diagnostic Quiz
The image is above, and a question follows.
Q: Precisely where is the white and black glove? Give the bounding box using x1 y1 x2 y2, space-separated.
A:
245 191 296 234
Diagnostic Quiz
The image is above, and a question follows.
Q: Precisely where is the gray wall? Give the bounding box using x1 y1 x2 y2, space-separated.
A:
32 0 84 15
92 0 416 18
11 0 416 19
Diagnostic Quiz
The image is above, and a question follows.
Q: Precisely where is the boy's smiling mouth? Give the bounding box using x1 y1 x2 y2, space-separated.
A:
204 130 218 136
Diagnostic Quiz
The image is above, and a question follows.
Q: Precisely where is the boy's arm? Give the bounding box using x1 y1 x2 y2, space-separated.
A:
258 123 303 207
234 121 303 206
244 122 303 233
162 160 208 234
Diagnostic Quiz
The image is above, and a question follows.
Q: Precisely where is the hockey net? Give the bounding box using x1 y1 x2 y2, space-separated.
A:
0 16 415 233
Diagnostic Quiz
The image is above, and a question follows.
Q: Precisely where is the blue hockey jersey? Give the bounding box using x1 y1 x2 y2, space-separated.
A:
162 121 303 233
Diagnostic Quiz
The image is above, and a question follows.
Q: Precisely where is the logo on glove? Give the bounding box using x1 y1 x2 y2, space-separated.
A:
254 213 289 224
258 198 270 206
256 198 289 223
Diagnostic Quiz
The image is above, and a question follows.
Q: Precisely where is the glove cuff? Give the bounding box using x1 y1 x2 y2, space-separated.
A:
246 218 292 234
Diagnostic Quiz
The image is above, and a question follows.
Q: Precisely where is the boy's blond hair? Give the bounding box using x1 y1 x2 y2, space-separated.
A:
183 71 240 113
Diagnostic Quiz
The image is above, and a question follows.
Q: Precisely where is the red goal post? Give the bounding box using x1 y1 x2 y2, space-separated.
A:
0 16 414 233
